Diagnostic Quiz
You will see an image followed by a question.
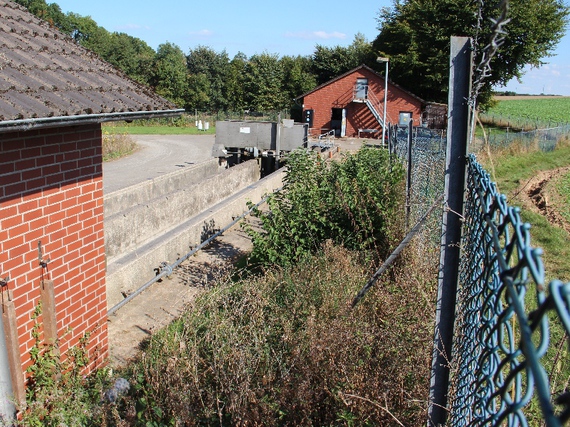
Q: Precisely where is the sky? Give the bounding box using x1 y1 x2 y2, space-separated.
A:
54 0 570 96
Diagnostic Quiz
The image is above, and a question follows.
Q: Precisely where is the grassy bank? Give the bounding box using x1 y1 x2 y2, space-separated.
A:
479 140 570 281
102 124 215 135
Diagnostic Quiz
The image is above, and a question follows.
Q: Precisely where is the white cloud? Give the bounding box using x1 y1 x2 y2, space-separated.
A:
284 30 346 40
188 29 214 37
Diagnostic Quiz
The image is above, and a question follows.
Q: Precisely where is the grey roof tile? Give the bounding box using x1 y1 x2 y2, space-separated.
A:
0 0 179 126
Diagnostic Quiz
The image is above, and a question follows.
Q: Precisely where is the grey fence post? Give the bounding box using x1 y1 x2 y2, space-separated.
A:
405 120 413 229
428 36 472 427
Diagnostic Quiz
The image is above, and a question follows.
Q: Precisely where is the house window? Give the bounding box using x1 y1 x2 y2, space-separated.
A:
355 78 368 99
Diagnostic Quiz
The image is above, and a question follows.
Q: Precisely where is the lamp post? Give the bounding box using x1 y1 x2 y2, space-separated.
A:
376 57 389 146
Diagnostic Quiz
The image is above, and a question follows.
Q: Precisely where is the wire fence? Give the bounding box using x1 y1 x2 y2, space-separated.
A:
479 112 570 132
446 154 570 426
387 114 570 425
388 125 446 250
477 123 570 152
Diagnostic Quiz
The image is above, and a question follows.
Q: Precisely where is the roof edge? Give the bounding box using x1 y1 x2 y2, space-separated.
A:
0 109 186 134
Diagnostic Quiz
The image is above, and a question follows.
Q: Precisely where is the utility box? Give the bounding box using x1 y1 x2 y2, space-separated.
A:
212 120 308 157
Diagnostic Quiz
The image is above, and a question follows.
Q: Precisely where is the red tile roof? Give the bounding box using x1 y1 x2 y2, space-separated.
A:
0 0 182 130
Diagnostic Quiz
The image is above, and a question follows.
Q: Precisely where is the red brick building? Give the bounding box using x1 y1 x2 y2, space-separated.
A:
0 1 182 417
297 64 432 138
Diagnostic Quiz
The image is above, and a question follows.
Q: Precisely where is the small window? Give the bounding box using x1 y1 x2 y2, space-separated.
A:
355 78 368 99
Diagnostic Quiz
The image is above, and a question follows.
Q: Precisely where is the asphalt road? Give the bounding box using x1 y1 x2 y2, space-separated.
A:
102 134 216 194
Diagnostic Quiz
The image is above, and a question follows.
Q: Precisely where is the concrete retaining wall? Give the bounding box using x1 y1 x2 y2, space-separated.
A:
105 162 284 308
105 160 260 262
104 158 224 218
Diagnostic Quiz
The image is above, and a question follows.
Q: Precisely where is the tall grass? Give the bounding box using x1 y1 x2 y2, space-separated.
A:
102 130 137 161
113 243 436 426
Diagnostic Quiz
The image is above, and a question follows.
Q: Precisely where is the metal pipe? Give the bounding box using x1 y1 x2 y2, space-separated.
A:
0 305 16 421
0 109 185 134
107 191 278 316
377 57 390 146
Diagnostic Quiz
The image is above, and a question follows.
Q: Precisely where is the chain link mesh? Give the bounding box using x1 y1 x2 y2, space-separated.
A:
448 154 570 426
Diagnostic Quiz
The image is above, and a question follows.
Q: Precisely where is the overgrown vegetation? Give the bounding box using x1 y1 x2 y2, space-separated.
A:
102 130 138 161
113 243 435 426
15 147 437 425
245 147 404 267
17 304 111 426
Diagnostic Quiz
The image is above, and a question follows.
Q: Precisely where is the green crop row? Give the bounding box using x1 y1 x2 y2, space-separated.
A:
484 97 570 128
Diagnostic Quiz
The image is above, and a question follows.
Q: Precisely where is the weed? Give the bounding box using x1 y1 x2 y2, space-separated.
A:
244 147 404 268
114 243 437 426
103 130 137 161
16 304 111 426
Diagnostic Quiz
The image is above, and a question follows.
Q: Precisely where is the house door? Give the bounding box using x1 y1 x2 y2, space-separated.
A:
355 78 368 99
331 108 345 137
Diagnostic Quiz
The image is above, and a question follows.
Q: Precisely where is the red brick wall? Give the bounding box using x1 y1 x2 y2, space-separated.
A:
0 124 108 383
302 68 424 137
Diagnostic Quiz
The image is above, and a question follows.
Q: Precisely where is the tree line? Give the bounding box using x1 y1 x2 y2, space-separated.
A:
15 0 569 112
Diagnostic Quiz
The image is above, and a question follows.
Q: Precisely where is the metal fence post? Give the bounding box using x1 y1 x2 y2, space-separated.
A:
428 36 472 427
405 120 413 229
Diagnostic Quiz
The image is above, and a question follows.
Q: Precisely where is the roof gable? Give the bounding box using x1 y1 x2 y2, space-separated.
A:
0 1 182 130
296 64 426 105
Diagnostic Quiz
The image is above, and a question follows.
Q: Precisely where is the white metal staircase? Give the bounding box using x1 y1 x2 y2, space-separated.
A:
353 86 385 128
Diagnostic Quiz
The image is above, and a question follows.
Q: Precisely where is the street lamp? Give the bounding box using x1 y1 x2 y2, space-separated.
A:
376 57 389 146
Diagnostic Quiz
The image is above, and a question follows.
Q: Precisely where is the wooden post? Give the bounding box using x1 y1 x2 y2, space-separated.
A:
40 280 58 346
428 36 472 427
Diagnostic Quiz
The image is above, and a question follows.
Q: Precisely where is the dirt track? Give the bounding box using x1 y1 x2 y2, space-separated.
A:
514 165 570 234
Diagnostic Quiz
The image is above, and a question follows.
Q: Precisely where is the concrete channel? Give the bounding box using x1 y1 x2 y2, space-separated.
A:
104 158 285 309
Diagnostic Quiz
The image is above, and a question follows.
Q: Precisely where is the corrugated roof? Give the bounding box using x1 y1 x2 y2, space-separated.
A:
0 0 182 128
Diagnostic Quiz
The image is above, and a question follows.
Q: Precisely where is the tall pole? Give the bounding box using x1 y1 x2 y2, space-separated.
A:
382 60 388 146
377 57 389 147
428 36 472 427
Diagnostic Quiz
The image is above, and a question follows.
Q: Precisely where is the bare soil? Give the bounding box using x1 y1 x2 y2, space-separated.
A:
513 165 570 234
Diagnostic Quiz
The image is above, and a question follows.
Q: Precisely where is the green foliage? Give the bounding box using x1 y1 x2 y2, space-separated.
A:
485 97 570 127
18 304 109 427
373 0 569 104
311 33 377 85
244 52 288 111
151 42 189 107
245 147 404 267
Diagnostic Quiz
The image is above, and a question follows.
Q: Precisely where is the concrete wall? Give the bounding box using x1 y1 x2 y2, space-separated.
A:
104 158 245 261
104 158 224 217
105 160 282 308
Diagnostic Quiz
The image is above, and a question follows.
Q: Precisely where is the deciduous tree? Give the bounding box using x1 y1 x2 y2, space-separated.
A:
373 0 569 105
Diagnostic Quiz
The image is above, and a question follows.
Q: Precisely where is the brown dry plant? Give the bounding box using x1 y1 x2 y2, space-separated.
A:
112 241 438 426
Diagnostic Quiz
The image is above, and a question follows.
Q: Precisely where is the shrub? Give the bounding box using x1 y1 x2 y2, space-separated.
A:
245 147 404 267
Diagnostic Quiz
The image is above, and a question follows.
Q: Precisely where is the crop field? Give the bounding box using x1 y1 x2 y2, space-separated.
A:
487 96 570 126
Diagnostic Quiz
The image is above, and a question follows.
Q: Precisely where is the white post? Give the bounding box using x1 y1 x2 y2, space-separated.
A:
377 57 390 147
0 315 16 420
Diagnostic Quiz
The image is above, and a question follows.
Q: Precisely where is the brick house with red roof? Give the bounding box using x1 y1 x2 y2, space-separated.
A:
0 0 183 418
296 64 445 138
